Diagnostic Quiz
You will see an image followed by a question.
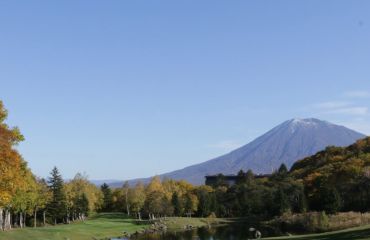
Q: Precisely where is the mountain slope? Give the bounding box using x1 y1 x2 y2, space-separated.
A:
112 118 366 186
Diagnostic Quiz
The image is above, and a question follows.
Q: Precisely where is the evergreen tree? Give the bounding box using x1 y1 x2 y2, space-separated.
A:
278 163 288 176
171 192 183 216
100 183 113 212
47 167 67 224
279 163 288 173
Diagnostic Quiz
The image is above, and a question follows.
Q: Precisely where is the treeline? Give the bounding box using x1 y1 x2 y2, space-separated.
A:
99 177 201 219
0 163 102 230
99 165 306 219
101 136 370 220
0 101 102 230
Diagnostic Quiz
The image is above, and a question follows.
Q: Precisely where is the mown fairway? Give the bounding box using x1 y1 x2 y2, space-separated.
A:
0 213 148 240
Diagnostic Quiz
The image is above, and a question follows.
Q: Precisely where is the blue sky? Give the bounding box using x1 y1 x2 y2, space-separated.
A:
1 1 370 180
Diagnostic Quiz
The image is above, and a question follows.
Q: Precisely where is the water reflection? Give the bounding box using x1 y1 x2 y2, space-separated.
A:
128 223 280 240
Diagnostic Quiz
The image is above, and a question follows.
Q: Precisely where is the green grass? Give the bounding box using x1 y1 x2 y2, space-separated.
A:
264 224 370 240
0 213 148 240
3 214 370 240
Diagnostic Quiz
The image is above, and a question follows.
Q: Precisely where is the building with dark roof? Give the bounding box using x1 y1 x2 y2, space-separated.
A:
205 174 270 186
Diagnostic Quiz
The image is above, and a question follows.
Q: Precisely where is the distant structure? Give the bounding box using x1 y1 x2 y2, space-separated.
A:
205 174 270 186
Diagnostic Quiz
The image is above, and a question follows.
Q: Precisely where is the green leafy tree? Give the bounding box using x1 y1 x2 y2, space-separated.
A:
75 193 89 219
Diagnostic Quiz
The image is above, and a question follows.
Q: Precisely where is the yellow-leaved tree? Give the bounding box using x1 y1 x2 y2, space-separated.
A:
0 100 28 230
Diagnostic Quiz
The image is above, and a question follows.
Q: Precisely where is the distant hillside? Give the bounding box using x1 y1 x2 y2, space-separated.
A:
289 136 370 213
291 136 370 180
111 118 365 186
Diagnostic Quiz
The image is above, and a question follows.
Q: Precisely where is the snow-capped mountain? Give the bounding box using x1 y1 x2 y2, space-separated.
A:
112 118 366 186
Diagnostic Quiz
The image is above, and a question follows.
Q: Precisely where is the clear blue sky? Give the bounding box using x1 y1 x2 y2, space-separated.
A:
1 1 370 180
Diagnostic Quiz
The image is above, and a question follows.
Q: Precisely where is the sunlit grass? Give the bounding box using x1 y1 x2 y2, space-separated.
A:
0 213 148 240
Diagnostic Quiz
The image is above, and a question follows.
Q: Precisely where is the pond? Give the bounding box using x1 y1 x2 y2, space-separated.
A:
113 222 281 240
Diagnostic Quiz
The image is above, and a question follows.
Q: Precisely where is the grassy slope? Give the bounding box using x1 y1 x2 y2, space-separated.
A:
0 213 148 240
264 224 370 240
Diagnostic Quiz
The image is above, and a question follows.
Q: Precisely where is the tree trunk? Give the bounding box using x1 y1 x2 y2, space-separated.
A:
67 212 70 224
125 189 130 216
0 208 3 231
43 211 46 226
4 210 11 230
23 213 26 228
19 212 23 228
34 209 37 228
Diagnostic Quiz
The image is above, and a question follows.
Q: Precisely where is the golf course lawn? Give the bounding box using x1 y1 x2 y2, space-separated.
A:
264 224 370 240
0 213 148 240
3 214 370 240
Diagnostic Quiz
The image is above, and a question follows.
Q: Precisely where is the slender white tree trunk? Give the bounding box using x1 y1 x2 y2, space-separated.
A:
125 189 130 216
19 212 23 228
0 208 4 231
43 211 46 226
34 209 37 228
4 210 11 230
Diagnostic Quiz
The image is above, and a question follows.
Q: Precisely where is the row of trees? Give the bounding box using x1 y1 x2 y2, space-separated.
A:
97 166 305 220
1 164 102 230
47 168 102 225
0 101 102 230
99 177 201 219
97 162 352 220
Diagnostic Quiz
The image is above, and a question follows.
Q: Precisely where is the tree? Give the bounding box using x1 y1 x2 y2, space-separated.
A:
144 191 165 219
12 167 38 228
237 169 255 185
318 185 341 214
184 193 198 218
171 192 183 216
100 183 113 212
214 174 229 188
34 179 51 226
111 188 125 212
47 167 67 224
278 164 288 175
74 193 89 220
0 100 26 230
273 188 291 216
122 181 130 216
129 182 146 220
196 185 214 217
